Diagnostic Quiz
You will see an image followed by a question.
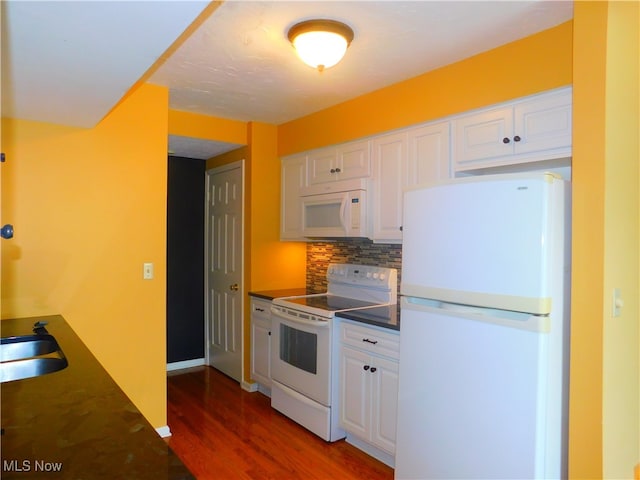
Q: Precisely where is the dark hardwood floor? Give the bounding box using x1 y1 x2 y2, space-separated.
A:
167 366 394 480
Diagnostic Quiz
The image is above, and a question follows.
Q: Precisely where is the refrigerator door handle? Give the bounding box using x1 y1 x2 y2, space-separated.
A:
401 296 550 333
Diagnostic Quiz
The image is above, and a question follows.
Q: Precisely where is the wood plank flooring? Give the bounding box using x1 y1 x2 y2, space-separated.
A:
167 366 394 480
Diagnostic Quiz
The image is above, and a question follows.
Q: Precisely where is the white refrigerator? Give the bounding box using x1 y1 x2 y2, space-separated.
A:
395 172 570 480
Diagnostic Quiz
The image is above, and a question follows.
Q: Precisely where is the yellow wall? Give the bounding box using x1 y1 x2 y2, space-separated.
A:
570 3 607 476
278 21 573 156
0 84 169 428
571 2 640 477
247 122 306 291
602 1 640 477
168 109 246 145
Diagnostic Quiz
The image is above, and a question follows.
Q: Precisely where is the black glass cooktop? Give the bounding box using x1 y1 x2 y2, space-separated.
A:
282 294 382 312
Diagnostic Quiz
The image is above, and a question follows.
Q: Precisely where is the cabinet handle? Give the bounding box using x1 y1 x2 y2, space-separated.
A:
363 365 370 371
514 135 521 142
362 338 378 345
370 367 377 373
335 167 341 173
399 226 403 232
330 168 336 173
268 331 271 336
256 308 265 312
502 137 510 144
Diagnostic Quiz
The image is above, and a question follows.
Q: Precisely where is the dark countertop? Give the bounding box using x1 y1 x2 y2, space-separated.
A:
249 288 309 301
336 304 400 331
250 289 400 331
0 315 194 480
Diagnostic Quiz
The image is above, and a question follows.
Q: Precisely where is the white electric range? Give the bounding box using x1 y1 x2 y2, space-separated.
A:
270 263 398 441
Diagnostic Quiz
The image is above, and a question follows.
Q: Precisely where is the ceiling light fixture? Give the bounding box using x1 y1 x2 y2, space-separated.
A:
287 19 354 72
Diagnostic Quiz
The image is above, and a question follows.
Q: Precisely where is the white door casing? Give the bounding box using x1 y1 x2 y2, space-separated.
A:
205 161 244 382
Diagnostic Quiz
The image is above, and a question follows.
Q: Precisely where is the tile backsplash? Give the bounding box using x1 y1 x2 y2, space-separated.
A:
306 239 402 294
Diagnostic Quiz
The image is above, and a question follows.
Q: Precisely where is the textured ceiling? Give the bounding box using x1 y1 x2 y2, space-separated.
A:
151 1 573 126
2 1 573 160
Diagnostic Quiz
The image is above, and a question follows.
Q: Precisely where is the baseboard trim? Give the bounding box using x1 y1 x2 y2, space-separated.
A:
345 434 395 468
241 380 258 392
156 425 171 438
166 358 205 372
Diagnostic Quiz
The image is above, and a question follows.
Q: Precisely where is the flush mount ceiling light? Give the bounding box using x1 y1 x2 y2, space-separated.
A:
287 19 354 72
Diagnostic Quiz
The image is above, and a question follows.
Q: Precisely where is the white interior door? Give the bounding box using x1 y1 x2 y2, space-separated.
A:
205 162 243 382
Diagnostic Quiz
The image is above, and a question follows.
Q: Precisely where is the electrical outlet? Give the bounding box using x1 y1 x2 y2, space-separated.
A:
143 262 154 280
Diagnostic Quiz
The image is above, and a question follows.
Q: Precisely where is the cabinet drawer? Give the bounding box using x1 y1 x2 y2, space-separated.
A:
340 321 399 360
250 298 271 320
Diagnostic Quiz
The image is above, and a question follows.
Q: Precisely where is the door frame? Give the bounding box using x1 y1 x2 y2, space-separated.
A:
204 159 246 379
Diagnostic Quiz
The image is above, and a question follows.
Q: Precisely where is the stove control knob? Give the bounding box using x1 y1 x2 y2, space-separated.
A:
366 272 372 278
373 273 379 279
380 273 386 280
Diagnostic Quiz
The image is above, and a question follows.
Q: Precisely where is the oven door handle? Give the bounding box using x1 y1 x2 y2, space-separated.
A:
271 308 330 328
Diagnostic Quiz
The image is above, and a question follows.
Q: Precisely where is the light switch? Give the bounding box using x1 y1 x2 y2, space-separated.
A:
143 262 154 280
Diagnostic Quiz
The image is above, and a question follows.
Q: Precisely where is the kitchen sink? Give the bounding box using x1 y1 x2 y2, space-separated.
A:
0 324 68 383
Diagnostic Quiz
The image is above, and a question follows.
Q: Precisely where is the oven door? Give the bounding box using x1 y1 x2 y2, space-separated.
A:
270 306 331 406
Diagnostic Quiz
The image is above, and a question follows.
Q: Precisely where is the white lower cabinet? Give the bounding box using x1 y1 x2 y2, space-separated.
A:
339 320 399 462
250 298 272 388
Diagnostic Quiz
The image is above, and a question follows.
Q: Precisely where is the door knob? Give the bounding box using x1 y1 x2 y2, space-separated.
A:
1 224 14 239
229 283 239 291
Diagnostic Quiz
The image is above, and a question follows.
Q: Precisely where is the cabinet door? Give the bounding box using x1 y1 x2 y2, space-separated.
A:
407 121 451 187
280 155 307 240
251 319 271 386
370 355 399 455
340 345 371 438
513 89 572 156
371 132 407 242
454 106 514 166
308 141 371 185
308 148 337 185
337 140 371 180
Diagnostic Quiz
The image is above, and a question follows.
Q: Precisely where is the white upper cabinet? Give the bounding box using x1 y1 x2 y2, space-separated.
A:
407 122 451 187
454 87 572 172
280 154 307 241
279 87 571 243
371 132 406 242
371 121 450 243
308 140 371 184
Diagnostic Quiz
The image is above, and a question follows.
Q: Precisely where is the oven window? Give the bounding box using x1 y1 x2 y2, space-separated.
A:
279 324 317 374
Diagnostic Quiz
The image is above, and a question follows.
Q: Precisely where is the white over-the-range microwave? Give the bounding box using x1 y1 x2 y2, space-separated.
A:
300 178 368 238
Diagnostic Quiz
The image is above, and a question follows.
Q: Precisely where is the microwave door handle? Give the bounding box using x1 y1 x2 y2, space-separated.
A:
339 195 348 234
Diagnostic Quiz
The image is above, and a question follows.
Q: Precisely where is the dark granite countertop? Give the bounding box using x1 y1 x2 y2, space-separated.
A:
336 304 400 331
249 288 309 301
0 315 194 479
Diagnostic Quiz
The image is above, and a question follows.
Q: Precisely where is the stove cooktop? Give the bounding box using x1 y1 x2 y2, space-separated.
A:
280 294 383 312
